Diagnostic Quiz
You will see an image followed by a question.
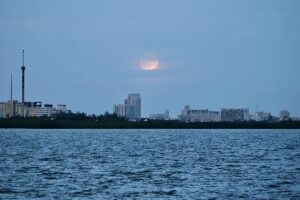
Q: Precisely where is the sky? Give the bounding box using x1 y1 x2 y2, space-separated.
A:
0 0 299 117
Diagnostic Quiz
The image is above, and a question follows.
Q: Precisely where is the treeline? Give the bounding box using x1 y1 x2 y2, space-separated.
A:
53 112 126 122
0 113 300 129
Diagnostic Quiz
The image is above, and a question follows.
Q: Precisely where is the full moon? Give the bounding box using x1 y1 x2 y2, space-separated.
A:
140 60 159 71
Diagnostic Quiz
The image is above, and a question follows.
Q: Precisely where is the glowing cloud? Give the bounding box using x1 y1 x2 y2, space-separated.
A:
140 60 159 71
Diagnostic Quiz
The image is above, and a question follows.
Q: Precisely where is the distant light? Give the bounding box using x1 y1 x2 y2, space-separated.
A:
140 60 159 71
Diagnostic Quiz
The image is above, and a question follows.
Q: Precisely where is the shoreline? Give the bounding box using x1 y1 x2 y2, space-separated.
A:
1 119 300 129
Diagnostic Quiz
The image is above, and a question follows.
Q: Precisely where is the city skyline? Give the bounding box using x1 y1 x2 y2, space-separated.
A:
0 65 297 120
1 1 299 117
2 49 299 119
0 49 299 119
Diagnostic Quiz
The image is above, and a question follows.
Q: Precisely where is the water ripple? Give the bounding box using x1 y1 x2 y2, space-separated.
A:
0 129 300 199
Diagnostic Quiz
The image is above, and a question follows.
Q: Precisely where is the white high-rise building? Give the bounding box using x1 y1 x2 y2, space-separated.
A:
125 93 141 121
114 93 141 121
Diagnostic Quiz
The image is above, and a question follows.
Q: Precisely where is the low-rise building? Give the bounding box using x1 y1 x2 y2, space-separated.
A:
178 106 220 122
25 102 68 117
292 117 300 121
4 100 18 118
0 102 6 118
26 102 42 117
56 104 67 113
35 104 54 117
24 102 42 108
279 110 290 121
149 109 170 120
16 103 27 117
0 101 28 118
253 112 271 121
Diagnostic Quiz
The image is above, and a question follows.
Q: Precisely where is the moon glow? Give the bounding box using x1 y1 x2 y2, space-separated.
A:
140 60 159 71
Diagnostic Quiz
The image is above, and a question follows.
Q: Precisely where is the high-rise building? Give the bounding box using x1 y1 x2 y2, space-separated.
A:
221 108 249 122
113 93 141 120
178 105 220 122
113 104 125 117
124 93 141 120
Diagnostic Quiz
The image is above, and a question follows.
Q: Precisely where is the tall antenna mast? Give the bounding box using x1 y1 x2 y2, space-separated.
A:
21 49 26 103
10 74 13 101
23 49 24 66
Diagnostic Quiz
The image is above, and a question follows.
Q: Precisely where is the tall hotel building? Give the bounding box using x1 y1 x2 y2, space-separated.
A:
114 93 141 121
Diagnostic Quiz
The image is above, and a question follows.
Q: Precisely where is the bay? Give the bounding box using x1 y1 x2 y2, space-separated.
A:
0 129 300 199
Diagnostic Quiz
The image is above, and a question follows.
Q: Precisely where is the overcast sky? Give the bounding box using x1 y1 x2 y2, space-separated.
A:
0 0 299 117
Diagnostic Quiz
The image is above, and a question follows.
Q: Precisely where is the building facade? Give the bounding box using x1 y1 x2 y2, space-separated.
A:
113 104 125 117
0 102 6 118
253 112 271 121
113 93 141 121
124 93 141 120
26 102 42 117
221 108 249 122
149 109 170 120
35 105 54 117
4 101 17 118
1 101 69 118
56 104 67 113
279 110 290 121
178 106 220 122
0 101 27 118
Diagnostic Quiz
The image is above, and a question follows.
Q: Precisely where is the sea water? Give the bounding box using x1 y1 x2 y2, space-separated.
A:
0 129 300 199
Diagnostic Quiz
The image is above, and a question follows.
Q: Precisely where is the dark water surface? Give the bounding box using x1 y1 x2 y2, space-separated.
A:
0 129 300 199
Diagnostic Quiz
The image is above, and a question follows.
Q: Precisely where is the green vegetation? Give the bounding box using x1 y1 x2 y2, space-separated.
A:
0 112 300 129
